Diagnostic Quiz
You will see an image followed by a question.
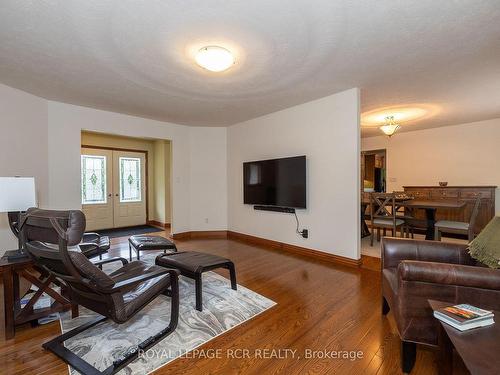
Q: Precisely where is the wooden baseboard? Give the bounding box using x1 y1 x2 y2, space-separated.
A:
147 220 171 229
227 231 362 268
360 255 381 271
190 230 228 239
171 231 190 240
169 229 361 268
172 230 228 240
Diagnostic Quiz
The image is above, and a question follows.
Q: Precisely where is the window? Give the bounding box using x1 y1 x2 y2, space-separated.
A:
81 155 107 204
120 157 142 202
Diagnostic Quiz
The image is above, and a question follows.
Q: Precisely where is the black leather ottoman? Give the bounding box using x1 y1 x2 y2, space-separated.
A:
155 251 237 311
80 232 110 260
128 235 177 261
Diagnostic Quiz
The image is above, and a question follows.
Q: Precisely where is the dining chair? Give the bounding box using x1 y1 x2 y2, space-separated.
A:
392 191 422 239
434 196 481 241
370 193 406 246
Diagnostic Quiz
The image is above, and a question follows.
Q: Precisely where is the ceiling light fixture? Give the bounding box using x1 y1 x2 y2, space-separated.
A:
195 46 234 72
360 103 441 128
379 116 401 137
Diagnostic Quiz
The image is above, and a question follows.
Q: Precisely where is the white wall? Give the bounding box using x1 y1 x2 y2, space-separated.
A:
0 85 48 254
47 101 195 233
47 101 228 234
362 118 500 214
189 127 228 231
0 83 227 255
228 88 360 260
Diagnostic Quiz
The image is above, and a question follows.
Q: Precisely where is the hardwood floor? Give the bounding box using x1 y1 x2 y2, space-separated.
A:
0 232 452 374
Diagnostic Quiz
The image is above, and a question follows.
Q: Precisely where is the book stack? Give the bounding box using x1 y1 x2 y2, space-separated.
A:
434 304 495 331
21 287 60 325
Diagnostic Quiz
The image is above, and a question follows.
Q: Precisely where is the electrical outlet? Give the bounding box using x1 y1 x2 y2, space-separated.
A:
301 229 308 239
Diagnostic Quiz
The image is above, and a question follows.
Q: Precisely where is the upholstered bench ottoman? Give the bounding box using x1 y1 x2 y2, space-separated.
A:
128 235 177 261
155 251 237 311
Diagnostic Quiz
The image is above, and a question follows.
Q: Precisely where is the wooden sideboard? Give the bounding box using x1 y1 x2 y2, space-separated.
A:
403 186 497 235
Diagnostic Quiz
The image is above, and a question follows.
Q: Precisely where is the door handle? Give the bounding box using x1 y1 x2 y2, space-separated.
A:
108 193 112 197
115 194 119 197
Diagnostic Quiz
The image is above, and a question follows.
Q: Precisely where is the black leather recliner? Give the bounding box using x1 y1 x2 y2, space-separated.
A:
19 208 180 375
80 231 110 260
8 211 110 260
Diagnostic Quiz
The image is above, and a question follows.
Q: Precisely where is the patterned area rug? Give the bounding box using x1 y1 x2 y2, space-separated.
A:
58 253 276 374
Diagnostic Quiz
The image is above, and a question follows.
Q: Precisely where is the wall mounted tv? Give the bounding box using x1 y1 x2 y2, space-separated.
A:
243 155 306 209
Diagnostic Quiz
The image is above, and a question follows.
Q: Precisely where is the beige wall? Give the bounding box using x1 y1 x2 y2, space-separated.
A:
362 118 500 214
81 131 171 224
153 140 171 224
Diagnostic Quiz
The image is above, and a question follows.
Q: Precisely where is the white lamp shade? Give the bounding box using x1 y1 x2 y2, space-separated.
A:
0 177 37 212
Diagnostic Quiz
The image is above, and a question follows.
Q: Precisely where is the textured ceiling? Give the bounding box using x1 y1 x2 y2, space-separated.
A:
1 1 499 136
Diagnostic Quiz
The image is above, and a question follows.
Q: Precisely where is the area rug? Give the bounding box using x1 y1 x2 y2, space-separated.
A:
58 253 276 374
96 225 163 238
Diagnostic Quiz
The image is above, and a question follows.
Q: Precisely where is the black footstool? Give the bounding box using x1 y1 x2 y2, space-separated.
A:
128 235 177 261
155 251 237 312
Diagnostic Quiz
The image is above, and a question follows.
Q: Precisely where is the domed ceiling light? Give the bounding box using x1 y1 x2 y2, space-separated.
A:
195 46 234 72
379 115 401 137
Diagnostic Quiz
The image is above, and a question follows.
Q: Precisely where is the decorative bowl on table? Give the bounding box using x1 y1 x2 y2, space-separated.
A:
439 181 448 187
394 192 414 201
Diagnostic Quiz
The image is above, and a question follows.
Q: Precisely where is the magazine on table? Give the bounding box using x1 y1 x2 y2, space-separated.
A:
434 304 494 331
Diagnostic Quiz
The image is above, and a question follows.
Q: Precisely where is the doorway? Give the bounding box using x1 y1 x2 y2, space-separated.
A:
361 149 386 197
81 147 147 231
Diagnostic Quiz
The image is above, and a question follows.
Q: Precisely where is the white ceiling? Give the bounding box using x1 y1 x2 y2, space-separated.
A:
1 1 499 136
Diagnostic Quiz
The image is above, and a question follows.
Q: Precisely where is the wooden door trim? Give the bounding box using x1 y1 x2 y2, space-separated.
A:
81 145 149 221
361 148 387 195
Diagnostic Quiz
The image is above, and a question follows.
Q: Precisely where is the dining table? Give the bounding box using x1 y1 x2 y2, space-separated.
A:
361 199 466 240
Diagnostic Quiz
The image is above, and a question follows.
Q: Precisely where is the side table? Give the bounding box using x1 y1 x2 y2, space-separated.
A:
1 253 77 339
429 299 500 375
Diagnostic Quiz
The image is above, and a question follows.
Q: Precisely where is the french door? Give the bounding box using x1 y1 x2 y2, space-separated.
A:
81 147 146 231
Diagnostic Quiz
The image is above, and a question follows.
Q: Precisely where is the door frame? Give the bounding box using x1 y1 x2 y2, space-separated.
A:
361 148 387 193
81 144 149 222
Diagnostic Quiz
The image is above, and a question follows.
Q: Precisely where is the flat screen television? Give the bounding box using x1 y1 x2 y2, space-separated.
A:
243 156 306 208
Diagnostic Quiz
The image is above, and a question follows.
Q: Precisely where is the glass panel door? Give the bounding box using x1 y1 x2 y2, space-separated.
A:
81 148 114 230
113 151 147 228
119 157 142 202
81 155 107 204
81 148 146 230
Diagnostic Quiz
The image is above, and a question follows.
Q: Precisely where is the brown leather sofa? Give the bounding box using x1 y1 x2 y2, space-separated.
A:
381 237 500 373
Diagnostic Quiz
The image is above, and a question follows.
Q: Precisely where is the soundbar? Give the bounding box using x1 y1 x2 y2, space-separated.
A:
253 205 296 214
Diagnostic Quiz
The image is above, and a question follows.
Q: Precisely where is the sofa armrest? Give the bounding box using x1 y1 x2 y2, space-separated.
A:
382 238 472 269
398 260 500 290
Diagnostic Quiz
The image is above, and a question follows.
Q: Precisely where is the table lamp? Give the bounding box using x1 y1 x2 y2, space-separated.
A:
0 177 37 259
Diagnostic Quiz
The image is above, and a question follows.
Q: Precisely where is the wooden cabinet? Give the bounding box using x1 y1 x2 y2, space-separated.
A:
403 186 497 235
